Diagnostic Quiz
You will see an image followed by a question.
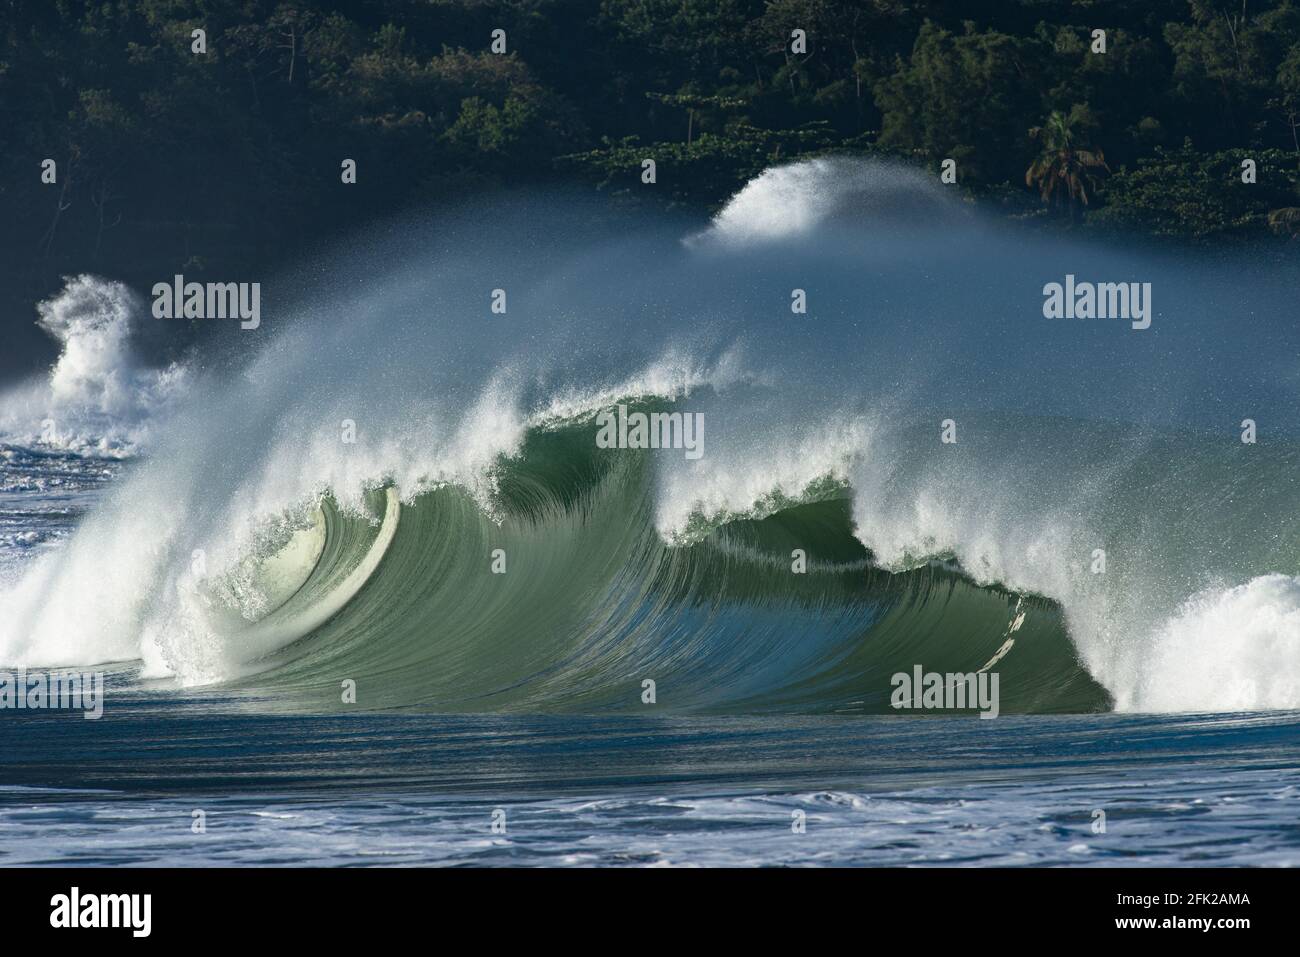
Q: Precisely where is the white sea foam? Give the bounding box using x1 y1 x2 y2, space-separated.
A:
1122 574 1300 712
0 275 187 456
687 156 957 248
1 159 1297 714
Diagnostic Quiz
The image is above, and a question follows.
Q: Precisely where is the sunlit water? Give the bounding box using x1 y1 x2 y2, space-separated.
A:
4 160 1300 866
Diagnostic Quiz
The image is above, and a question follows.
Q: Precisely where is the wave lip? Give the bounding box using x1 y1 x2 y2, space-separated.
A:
686 156 963 248
143 415 1111 716
2 159 1299 717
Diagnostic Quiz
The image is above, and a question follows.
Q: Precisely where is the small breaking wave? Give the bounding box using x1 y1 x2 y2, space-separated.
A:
0 275 188 457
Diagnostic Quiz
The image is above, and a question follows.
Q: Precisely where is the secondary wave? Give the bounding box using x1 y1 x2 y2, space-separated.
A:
0 275 187 456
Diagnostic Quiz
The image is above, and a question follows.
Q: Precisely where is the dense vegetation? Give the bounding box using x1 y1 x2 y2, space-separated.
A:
2 0 1298 349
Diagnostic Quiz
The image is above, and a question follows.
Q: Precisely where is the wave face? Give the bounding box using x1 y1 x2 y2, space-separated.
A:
2 158 1299 714
225 423 1107 714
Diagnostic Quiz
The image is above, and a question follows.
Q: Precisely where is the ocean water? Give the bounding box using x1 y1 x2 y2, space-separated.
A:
2 159 1299 866
2 698 1298 867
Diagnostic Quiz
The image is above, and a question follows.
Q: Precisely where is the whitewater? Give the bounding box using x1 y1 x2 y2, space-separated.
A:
2 158 1299 866
3 158 1297 716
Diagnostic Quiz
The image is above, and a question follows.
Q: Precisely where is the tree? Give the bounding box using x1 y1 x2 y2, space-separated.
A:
1025 108 1109 219
873 20 1046 184
645 91 747 143
1268 205 1300 237
1277 42 1300 153
558 121 836 207
1093 146 1300 241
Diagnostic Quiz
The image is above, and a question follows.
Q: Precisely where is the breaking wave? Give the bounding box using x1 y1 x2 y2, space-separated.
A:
2 158 1299 715
0 275 187 457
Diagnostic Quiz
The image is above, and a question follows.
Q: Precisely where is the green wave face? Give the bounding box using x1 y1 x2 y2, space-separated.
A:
227 416 1110 716
7 163 1300 717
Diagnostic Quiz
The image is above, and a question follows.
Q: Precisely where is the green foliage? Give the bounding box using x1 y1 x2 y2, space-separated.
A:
1026 107 1110 216
559 121 837 206
1269 205 1300 237
1092 146 1300 241
874 20 1046 183
3 0 1300 314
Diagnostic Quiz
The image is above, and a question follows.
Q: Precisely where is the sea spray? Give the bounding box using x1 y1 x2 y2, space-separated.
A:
0 275 188 455
0 160 1297 714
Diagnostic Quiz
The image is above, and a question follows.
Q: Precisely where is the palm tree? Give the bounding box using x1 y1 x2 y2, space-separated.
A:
1025 111 1110 220
1268 207 1300 239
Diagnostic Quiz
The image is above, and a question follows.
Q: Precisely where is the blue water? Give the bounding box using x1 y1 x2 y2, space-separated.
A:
2 443 1299 867
2 686 1298 866
4 163 1300 867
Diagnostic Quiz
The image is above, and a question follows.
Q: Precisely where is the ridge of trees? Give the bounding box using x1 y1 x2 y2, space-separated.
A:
3 0 1298 320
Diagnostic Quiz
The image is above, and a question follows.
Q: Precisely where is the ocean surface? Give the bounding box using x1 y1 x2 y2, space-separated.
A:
3 692 1298 866
2 159 1298 866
